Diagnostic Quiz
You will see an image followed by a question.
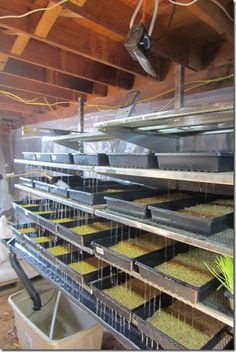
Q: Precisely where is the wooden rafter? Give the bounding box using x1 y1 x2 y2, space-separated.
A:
3 58 107 96
0 71 85 101
188 0 233 42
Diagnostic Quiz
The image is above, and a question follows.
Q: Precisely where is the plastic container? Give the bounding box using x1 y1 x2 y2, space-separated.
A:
108 153 158 168
51 153 74 164
73 153 109 166
22 152 36 161
35 153 52 162
8 282 103 349
156 152 234 172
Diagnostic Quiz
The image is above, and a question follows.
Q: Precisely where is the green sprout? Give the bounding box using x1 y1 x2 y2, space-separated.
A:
204 256 234 295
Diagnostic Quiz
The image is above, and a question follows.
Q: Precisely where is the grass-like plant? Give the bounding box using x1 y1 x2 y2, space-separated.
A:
204 256 234 295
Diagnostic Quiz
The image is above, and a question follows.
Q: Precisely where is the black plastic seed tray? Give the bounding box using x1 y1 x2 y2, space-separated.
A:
51 153 74 164
35 153 52 162
59 251 111 285
73 153 109 166
90 271 159 321
108 153 158 169
22 152 36 160
149 198 233 235
134 295 226 350
135 242 217 303
12 200 51 216
68 184 144 205
13 225 55 250
105 191 198 219
156 152 234 172
58 218 121 246
104 189 178 219
34 180 50 192
92 230 173 272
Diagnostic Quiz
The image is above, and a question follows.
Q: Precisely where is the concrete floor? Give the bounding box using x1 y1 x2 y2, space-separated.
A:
0 282 125 350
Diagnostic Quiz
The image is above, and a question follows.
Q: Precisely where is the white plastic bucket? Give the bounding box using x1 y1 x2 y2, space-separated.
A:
8 281 103 349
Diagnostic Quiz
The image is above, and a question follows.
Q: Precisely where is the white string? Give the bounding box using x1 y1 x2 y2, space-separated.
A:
0 0 68 20
148 0 159 36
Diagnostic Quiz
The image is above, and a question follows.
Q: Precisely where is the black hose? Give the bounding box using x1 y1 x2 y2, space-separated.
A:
9 252 42 311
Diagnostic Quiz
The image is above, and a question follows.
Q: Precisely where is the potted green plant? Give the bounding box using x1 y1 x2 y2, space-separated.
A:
205 255 234 311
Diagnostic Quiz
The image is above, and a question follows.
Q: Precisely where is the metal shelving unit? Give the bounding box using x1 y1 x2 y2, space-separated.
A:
13 104 234 349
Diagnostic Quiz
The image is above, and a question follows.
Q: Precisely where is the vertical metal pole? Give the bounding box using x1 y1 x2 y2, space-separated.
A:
174 64 184 110
78 97 84 153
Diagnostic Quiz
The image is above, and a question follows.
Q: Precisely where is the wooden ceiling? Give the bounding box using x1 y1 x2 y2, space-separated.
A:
0 0 233 126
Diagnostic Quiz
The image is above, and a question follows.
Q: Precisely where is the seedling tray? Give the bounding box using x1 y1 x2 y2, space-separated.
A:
12 200 51 215
34 180 50 192
57 217 114 246
22 152 36 160
149 199 233 235
59 252 111 285
68 184 142 205
92 231 173 272
135 242 217 303
134 295 226 350
13 225 54 250
90 271 159 321
156 152 234 172
104 189 178 219
73 153 109 166
51 153 74 164
108 153 158 168
35 153 52 162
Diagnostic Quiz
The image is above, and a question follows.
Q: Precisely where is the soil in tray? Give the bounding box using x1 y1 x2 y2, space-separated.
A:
47 245 72 256
68 257 106 275
50 215 85 224
32 236 50 244
18 227 37 234
155 248 217 287
69 222 112 235
109 233 174 258
133 193 191 205
146 300 224 350
177 202 233 219
103 278 158 310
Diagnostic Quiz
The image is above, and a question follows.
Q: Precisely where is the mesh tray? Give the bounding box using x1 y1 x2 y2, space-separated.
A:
156 152 234 172
51 153 74 164
108 153 158 169
134 295 227 350
68 185 143 205
35 153 52 162
149 199 233 235
73 153 109 166
57 218 116 246
90 271 159 321
135 242 218 303
92 230 173 272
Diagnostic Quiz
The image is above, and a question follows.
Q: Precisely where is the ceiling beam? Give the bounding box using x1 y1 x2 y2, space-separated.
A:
3 58 107 96
0 71 85 101
53 0 204 70
188 0 233 42
0 32 134 90
0 99 46 114
0 0 163 76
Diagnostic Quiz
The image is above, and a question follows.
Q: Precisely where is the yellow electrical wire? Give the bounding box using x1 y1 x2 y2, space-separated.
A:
0 74 233 113
0 0 68 20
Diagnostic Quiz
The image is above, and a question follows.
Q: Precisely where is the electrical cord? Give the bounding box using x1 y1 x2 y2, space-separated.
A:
0 0 68 20
152 4 176 41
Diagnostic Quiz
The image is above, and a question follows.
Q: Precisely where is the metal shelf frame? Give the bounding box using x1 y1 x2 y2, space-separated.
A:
14 159 94 173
